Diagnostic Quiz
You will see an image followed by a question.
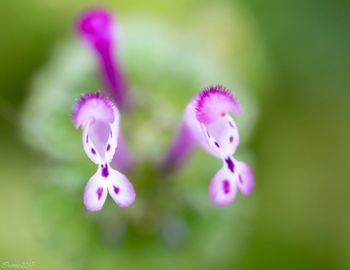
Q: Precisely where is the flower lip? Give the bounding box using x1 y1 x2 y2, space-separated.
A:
195 85 240 125
73 92 115 128
77 7 114 43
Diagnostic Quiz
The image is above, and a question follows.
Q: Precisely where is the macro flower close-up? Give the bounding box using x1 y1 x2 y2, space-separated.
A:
0 1 349 270
71 8 255 213
166 85 254 205
73 92 136 211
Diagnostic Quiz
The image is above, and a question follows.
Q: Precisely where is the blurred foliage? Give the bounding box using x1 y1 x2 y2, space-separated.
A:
0 0 349 270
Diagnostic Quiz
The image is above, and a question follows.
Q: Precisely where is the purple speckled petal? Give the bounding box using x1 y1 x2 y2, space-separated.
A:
236 160 255 195
104 106 120 163
82 122 103 164
182 86 241 160
83 171 108 212
183 99 218 157
107 167 136 208
208 165 238 206
73 92 120 163
204 114 240 157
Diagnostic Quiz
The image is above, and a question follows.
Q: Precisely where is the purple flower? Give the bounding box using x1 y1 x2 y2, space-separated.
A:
76 7 134 170
73 92 135 211
167 85 254 205
76 8 128 108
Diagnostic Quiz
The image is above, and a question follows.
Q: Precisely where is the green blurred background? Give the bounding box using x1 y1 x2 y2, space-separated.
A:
0 0 349 269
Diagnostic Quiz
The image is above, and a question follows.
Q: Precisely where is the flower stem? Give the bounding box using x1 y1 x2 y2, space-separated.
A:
111 134 134 170
163 124 195 171
97 41 128 110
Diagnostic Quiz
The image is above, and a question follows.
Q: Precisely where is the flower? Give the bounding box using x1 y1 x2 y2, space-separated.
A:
76 8 128 108
76 8 133 170
168 85 254 205
73 92 136 211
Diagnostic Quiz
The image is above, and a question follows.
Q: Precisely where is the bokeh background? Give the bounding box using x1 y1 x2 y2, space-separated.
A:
0 0 349 270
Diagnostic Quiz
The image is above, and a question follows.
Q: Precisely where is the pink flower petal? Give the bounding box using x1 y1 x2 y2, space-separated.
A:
209 165 238 206
183 87 240 160
236 160 255 195
196 85 240 125
82 122 103 164
183 100 218 157
107 167 136 208
73 92 115 128
204 114 240 157
83 171 108 212
104 117 119 163
74 92 120 163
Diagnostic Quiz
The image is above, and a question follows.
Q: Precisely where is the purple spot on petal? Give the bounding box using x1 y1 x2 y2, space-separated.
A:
215 142 220 148
238 174 243 184
106 144 110 151
86 136 89 143
229 136 234 143
222 180 230 194
101 164 109 178
113 185 120 194
229 121 234 128
207 130 211 138
225 157 235 173
91 148 96 155
97 187 103 200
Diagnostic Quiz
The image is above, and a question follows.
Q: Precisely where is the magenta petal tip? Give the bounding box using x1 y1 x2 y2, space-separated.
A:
72 92 115 128
76 7 114 46
196 85 240 124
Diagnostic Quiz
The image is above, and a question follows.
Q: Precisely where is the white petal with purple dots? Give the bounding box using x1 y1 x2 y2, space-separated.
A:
73 92 135 211
209 164 238 206
83 169 108 212
107 167 136 208
183 85 255 205
236 160 255 196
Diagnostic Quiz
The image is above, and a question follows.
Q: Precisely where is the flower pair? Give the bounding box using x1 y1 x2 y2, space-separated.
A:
73 8 254 212
73 86 254 211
